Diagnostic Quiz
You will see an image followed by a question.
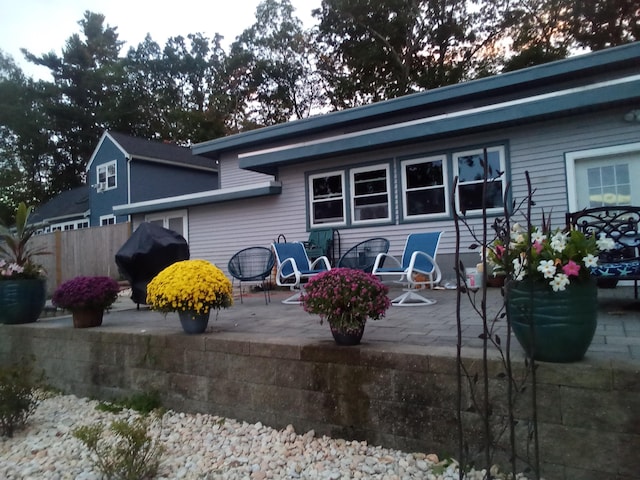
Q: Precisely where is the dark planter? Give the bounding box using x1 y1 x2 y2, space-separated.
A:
0 279 46 324
506 278 597 363
330 323 365 346
178 310 211 334
72 308 104 328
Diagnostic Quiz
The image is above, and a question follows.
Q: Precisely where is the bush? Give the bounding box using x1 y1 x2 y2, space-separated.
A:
0 360 41 437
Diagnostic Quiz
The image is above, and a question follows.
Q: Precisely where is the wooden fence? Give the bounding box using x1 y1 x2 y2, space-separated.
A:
29 223 132 296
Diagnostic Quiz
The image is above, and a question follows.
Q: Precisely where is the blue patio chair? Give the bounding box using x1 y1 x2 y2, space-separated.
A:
372 232 444 306
228 247 275 304
272 242 331 304
337 237 390 273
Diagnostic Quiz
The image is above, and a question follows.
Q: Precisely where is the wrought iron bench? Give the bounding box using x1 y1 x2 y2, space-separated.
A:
566 206 640 298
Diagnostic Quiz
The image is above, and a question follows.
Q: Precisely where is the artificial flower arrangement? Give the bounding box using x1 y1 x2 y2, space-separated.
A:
146 259 233 315
486 223 615 292
52 276 121 311
300 268 391 332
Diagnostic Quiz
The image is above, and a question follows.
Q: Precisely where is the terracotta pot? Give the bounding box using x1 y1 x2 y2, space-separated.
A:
72 308 104 328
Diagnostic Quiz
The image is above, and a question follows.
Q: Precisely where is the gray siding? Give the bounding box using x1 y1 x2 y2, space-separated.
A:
186 108 640 280
219 153 274 189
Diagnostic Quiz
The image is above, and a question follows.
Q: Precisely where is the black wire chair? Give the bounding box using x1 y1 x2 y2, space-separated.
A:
228 247 275 304
337 237 390 273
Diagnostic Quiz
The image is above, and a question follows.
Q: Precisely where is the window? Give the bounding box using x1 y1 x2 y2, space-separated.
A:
453 146 506 214
350 165 391 224
401 155 448 220
586 164 631 207
96 160 117 191
308 172 346 227
146 210 188 241
100 215 115 226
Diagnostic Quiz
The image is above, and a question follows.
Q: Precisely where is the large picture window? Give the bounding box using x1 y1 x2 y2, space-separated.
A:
453 146 506 214
308 172 346 227
350 165 391 224
401 155 448 220
97 160 117 191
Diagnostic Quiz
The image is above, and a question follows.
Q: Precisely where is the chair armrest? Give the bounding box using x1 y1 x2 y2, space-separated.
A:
407 251 442 285
310 256 331 271
372 253 402 274
276 258 301 287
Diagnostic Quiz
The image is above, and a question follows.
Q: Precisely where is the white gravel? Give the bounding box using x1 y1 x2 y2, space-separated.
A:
0 393 532 479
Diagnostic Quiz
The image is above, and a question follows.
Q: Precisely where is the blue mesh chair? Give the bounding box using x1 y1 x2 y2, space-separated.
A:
228 247 275 304
272 242 331 304
372 232 444 306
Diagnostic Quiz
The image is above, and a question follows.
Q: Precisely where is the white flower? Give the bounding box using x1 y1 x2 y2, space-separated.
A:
512 257 527 281
582 254 599 268
550 273 570 292
550 232 568 253
536 259 557 279
596 233 615 251
530 228 547 244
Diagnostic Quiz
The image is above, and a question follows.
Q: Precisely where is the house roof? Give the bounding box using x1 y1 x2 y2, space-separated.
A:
31 185 90 224
192 42 640 168
88 131 217 172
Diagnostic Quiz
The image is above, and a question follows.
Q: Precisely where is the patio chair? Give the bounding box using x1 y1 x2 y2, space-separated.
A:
337 237 390 273
304 228 335 262
372 232 444 306
228 247 275 304
272 242 331 304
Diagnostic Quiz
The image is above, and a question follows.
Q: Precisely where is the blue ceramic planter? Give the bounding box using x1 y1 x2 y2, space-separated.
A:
0 279 46 324
178 310 210 334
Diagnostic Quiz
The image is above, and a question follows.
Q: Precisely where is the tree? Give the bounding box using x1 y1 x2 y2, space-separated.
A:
569 0 639 50
228 0 325 128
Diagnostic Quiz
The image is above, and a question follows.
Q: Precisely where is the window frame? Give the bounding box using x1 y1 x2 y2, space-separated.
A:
145 209 189 242
400 154 449 222
100 214 116 226
307 170 347 228
452 145 507 216
349 163 392 225
96 160 117 191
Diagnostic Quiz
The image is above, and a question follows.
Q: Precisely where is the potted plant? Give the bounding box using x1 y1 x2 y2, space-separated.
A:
0 202 48 324
490 222 615 362
300 268 391 345
52 276 120 328
145 259 233 334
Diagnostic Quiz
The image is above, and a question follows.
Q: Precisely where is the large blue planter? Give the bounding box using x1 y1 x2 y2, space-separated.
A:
0 279 46 324
506 278 597 363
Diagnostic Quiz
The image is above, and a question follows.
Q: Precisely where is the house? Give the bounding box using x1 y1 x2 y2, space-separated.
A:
31 185 90 232
36 131 219 239
113 42 640 278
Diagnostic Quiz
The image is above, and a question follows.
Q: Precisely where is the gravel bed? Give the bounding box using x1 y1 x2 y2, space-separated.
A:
0 393 531 479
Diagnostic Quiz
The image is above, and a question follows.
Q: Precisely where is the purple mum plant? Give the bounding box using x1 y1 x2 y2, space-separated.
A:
52 276 120 311
300 268 391 332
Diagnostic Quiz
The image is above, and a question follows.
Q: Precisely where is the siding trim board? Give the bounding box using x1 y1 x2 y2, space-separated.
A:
238 75 640 174
113 181 282 215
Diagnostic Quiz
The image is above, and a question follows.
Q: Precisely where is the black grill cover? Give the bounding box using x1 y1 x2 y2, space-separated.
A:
115 222 190 304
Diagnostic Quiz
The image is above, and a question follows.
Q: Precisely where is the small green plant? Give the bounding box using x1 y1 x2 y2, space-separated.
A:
96 390 163 416
73 416 165 480
0 359 42 437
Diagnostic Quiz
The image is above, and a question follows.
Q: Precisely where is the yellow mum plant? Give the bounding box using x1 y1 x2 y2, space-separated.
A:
146 259 233 315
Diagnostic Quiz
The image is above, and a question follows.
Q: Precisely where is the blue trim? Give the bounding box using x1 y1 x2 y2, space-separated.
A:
239 80 640 174
192 43 640 158
113 184 282 215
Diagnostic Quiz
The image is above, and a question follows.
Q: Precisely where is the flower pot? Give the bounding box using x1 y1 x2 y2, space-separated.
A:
330 323 365 346
72 308 104 328
506 278 597 362
486 274 506 288
0 279 46 324
178 310 211 334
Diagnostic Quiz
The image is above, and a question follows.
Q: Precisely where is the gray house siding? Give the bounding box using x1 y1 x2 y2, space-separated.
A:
219 152 274 189
185 106 640 280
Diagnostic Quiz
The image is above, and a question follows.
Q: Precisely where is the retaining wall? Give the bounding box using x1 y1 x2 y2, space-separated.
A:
1 324 638 479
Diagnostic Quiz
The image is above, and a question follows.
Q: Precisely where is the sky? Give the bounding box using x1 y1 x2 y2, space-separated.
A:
1 0 318 80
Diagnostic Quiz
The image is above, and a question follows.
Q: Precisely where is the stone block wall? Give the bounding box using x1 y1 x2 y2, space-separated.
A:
1 324 639 479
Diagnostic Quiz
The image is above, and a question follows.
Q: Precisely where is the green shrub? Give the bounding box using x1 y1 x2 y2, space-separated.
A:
73 416 164 480
96 390 163 416
0 360 41 437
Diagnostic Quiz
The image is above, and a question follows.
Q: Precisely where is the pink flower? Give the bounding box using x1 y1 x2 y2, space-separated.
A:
495 244 505 259
532 241 543 254
562 260 580 277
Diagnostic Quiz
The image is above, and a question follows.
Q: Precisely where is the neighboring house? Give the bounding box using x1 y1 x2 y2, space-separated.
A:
113 43 640 278
31 186 90 233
